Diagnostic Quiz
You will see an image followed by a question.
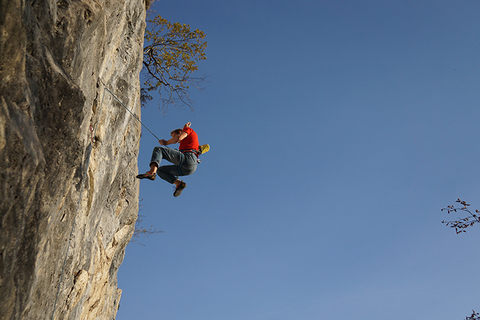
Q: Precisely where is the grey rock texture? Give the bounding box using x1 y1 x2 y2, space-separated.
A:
0 0 145 319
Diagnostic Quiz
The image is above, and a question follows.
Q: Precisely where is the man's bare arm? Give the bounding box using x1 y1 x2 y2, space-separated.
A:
159 130 188 146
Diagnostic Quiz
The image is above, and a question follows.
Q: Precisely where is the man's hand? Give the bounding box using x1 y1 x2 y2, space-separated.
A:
159 139 168 146
183 122 191 129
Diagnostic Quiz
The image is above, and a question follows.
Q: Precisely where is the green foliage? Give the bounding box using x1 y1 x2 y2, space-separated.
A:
441 199 480 234
142 15 208 112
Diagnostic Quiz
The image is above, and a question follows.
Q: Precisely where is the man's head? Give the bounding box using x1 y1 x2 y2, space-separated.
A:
170 129 182 137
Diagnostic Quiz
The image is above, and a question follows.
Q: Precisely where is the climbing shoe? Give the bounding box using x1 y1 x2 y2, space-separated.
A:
173 181 187 197
136 172 156 181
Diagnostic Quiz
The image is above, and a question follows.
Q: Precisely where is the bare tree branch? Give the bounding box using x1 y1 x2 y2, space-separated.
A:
441 199 480 234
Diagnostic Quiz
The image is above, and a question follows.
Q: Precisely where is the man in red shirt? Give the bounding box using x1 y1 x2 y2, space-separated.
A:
137 122 200 197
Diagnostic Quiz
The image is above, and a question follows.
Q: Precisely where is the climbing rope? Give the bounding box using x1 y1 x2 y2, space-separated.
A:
51 80 157 319
100 79 161 141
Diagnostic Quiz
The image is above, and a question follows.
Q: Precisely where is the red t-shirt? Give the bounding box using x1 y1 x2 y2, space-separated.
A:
179 127 199 151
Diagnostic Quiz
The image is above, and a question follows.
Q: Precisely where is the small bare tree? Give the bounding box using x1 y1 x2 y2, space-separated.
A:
131 214 164 245
132 199 164 245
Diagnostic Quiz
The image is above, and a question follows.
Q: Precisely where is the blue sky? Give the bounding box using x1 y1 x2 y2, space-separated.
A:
117 1 480 319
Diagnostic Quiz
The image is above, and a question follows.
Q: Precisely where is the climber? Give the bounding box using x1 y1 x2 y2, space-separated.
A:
136 122 209 197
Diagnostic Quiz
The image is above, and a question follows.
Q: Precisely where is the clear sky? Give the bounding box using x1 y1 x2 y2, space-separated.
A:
116 1 480 319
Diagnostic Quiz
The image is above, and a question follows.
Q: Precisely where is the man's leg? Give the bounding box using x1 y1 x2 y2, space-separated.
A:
137 146 183 181
157 165 180 184
157 165 187 197
149 146 183 174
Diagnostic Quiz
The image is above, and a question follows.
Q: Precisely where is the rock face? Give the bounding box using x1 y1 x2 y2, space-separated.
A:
0 0 145 319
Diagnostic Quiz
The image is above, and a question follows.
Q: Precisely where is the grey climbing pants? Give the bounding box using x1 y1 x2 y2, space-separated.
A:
150 146 197 184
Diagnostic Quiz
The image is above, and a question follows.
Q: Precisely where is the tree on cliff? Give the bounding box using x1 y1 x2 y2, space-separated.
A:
441 200 480 320
142 15 208 112
465 311 480 320
441 199 480 234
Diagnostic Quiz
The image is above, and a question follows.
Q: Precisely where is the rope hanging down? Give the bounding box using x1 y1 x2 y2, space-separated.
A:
100 79 161 141
51 80 154 319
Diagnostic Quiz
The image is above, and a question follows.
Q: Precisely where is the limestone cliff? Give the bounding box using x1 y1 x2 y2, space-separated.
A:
0 0 146 319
